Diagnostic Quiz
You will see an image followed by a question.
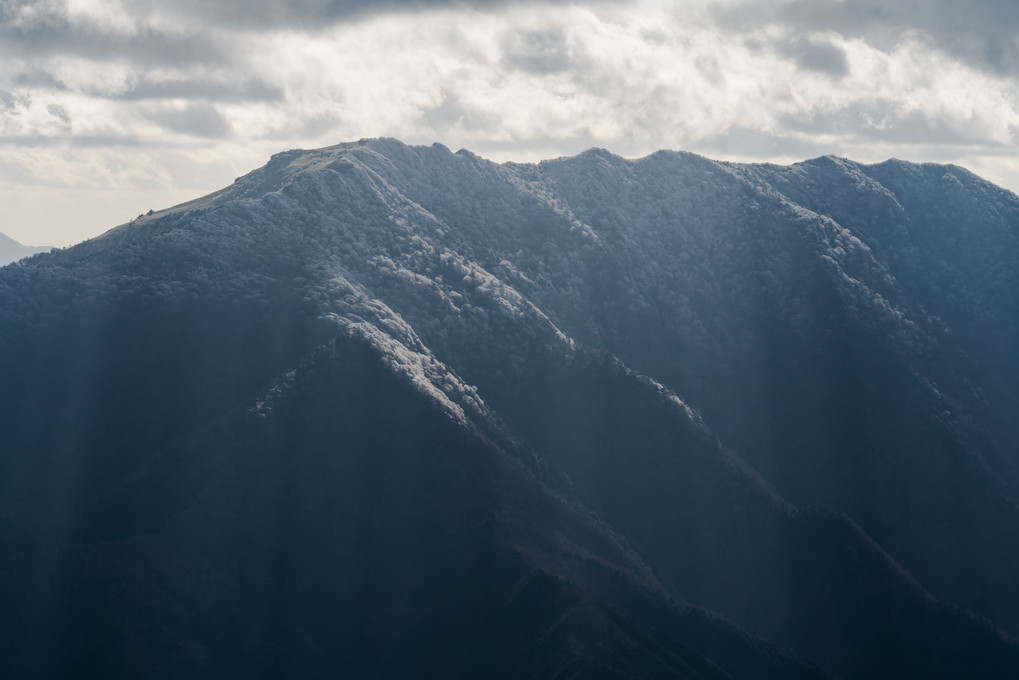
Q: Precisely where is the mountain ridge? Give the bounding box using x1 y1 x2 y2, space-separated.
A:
0 231 51 267
2 139 1018 678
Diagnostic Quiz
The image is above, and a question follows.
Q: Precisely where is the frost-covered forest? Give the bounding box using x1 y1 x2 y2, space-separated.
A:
2 139 1019 679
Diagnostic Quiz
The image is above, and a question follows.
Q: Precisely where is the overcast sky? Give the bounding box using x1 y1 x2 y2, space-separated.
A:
2 0 1019 246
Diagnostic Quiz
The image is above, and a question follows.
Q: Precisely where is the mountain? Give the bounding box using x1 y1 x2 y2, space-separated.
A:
0 232 50 266
1 138 1018 678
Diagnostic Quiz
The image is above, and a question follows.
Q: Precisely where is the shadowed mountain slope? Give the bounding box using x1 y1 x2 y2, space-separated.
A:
1 139 1018 678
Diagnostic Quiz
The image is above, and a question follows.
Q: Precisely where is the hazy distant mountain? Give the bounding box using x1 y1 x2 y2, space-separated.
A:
0 232 50 266
1 139 1018 679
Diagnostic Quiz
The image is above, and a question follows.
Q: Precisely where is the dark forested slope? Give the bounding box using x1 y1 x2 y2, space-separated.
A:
2 139 1018 678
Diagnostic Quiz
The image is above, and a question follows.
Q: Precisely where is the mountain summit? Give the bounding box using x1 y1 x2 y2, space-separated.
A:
2 139 1018 678
0 231 50 266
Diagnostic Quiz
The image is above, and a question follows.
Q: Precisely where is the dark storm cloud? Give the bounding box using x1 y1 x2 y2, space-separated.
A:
0 0 30 22
110 78 285 103
125 0 613 31
695 126 827 159
779 102 995 147
422 91 494 132
46 103 71 127
719 0 1019 77
0 0 620 74
501 28 577 74
0 89 23 110
13 69 69 92
0 133 178 148
142 103 233 139
778 37 849 78
10 67 282 105
0 9 229 67
256 111 344 142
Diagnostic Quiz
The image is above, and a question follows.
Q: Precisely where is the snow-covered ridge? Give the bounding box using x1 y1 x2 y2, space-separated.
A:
3 138 1016 439
4 139 1019 680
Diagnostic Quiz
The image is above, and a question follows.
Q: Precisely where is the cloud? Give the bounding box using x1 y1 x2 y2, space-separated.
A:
142 102 233 138
777 36 849 78
122 0 623 32
0 156 49 186
451 127 603 161
0 133 182 149
2 0 1019 247
12 69 70 91
108 77 285 103
421 91 495 133
778 101 999 147
0 89 25 110
693 125 828 159
501 27 578 74
718 0 1019 78
4 2 1015 157
45 102 70 129
0 5 230 67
